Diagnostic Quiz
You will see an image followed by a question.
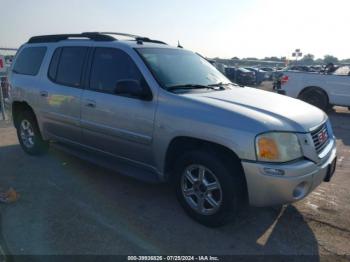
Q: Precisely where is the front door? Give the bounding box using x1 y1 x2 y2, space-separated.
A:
80 47 156 167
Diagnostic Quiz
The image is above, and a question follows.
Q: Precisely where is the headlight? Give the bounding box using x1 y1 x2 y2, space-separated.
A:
256 132 303 162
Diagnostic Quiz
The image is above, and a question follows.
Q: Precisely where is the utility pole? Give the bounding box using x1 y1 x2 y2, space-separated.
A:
292 49 303 65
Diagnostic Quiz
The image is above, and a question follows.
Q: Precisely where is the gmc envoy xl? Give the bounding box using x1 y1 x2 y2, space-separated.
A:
8 32 337 226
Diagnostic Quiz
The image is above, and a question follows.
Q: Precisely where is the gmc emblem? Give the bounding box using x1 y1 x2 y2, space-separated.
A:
318 129 328 144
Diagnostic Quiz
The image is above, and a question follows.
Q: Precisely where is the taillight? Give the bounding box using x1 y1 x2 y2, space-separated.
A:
281 75 289 85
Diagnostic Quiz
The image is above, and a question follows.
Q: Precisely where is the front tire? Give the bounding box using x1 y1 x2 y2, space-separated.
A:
173 150 246 227
16 110 49 155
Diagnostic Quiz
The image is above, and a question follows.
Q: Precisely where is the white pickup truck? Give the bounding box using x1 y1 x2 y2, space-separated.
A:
274 66 350 111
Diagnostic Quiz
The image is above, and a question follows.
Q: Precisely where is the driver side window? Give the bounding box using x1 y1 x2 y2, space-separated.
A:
89 48 143 94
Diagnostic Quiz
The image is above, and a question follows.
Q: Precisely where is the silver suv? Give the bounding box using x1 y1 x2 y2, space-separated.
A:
8 32 337 226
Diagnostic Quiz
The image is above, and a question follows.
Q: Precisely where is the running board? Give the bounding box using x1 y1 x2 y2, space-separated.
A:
51 142 162 184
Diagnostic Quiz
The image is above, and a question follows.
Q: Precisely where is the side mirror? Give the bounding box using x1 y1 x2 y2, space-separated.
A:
114 79 152 100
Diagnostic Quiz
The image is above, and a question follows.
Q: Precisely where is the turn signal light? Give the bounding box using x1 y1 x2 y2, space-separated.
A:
257 137 280 160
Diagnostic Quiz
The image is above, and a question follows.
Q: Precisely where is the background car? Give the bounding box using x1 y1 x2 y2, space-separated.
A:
273 66 350 111
260 67 274 80
260 67 274 72
285 65 318 72
225 67 256 86
309 65 323 72
245 67 269 84
333 65 350 76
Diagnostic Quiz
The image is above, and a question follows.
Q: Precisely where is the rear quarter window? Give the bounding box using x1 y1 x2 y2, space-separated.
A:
13 46 47 76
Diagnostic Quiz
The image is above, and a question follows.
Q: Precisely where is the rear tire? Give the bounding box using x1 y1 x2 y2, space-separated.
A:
299 89 328 111
16 110 49 155
172 150 246 227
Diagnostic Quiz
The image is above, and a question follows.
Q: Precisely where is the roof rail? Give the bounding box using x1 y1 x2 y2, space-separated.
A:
83 32 167 45
27 33 115 44
93 32 141 38
27 32 167 45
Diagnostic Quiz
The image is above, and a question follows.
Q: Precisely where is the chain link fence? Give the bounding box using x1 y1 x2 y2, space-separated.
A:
1 48 17 120
0 78 6 120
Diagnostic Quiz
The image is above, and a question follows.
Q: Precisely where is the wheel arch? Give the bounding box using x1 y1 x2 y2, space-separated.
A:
164 136 247 188
297 86 329 104
12 101 37 128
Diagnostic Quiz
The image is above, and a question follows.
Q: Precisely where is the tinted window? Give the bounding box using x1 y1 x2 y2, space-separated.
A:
13 47 47 75
55 47 88 87
90 48 143 93
48 48 61 80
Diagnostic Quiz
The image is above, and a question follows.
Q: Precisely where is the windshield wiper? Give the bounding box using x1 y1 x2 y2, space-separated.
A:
208 82 238 87
167 84 218 91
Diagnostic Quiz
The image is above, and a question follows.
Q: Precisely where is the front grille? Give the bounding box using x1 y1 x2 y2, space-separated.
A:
311 123 330 154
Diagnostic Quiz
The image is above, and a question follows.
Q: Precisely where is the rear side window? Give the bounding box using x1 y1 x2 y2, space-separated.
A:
13 47 47 75
89 48 143 93
49 47 88 87
48 48 61 80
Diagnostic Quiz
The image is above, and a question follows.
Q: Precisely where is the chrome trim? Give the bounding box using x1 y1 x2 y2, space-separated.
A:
318 138 334 159
308 118 327 132
311 123 330 154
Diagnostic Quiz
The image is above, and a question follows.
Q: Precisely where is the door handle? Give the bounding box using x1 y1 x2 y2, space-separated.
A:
40 91 48 97
85 99 96 108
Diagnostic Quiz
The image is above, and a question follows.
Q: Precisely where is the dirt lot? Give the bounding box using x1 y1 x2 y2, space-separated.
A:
0 98 350 259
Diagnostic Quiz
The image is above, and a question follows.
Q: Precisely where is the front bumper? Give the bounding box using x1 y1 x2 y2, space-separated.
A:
241 141 337 207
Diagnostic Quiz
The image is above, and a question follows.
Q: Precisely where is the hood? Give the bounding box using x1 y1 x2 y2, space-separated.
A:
183 87 327 132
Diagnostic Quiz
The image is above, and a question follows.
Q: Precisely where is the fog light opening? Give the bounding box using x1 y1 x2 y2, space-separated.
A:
293 182 309 199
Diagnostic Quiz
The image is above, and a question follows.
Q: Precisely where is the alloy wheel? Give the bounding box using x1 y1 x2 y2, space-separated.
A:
181 164 223 215
19 119 35 148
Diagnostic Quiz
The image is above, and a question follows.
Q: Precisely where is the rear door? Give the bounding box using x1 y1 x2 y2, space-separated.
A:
39 45 89 142
80 47 157 167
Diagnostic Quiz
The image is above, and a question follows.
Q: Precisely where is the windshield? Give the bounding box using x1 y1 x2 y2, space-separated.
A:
137 48 231 90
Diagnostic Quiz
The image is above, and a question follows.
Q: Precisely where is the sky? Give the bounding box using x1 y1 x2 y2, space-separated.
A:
1 0 349 59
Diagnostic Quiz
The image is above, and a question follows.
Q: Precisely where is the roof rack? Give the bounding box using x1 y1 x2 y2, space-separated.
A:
28 33 115 43
83 32 168 45
28 32 167 45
